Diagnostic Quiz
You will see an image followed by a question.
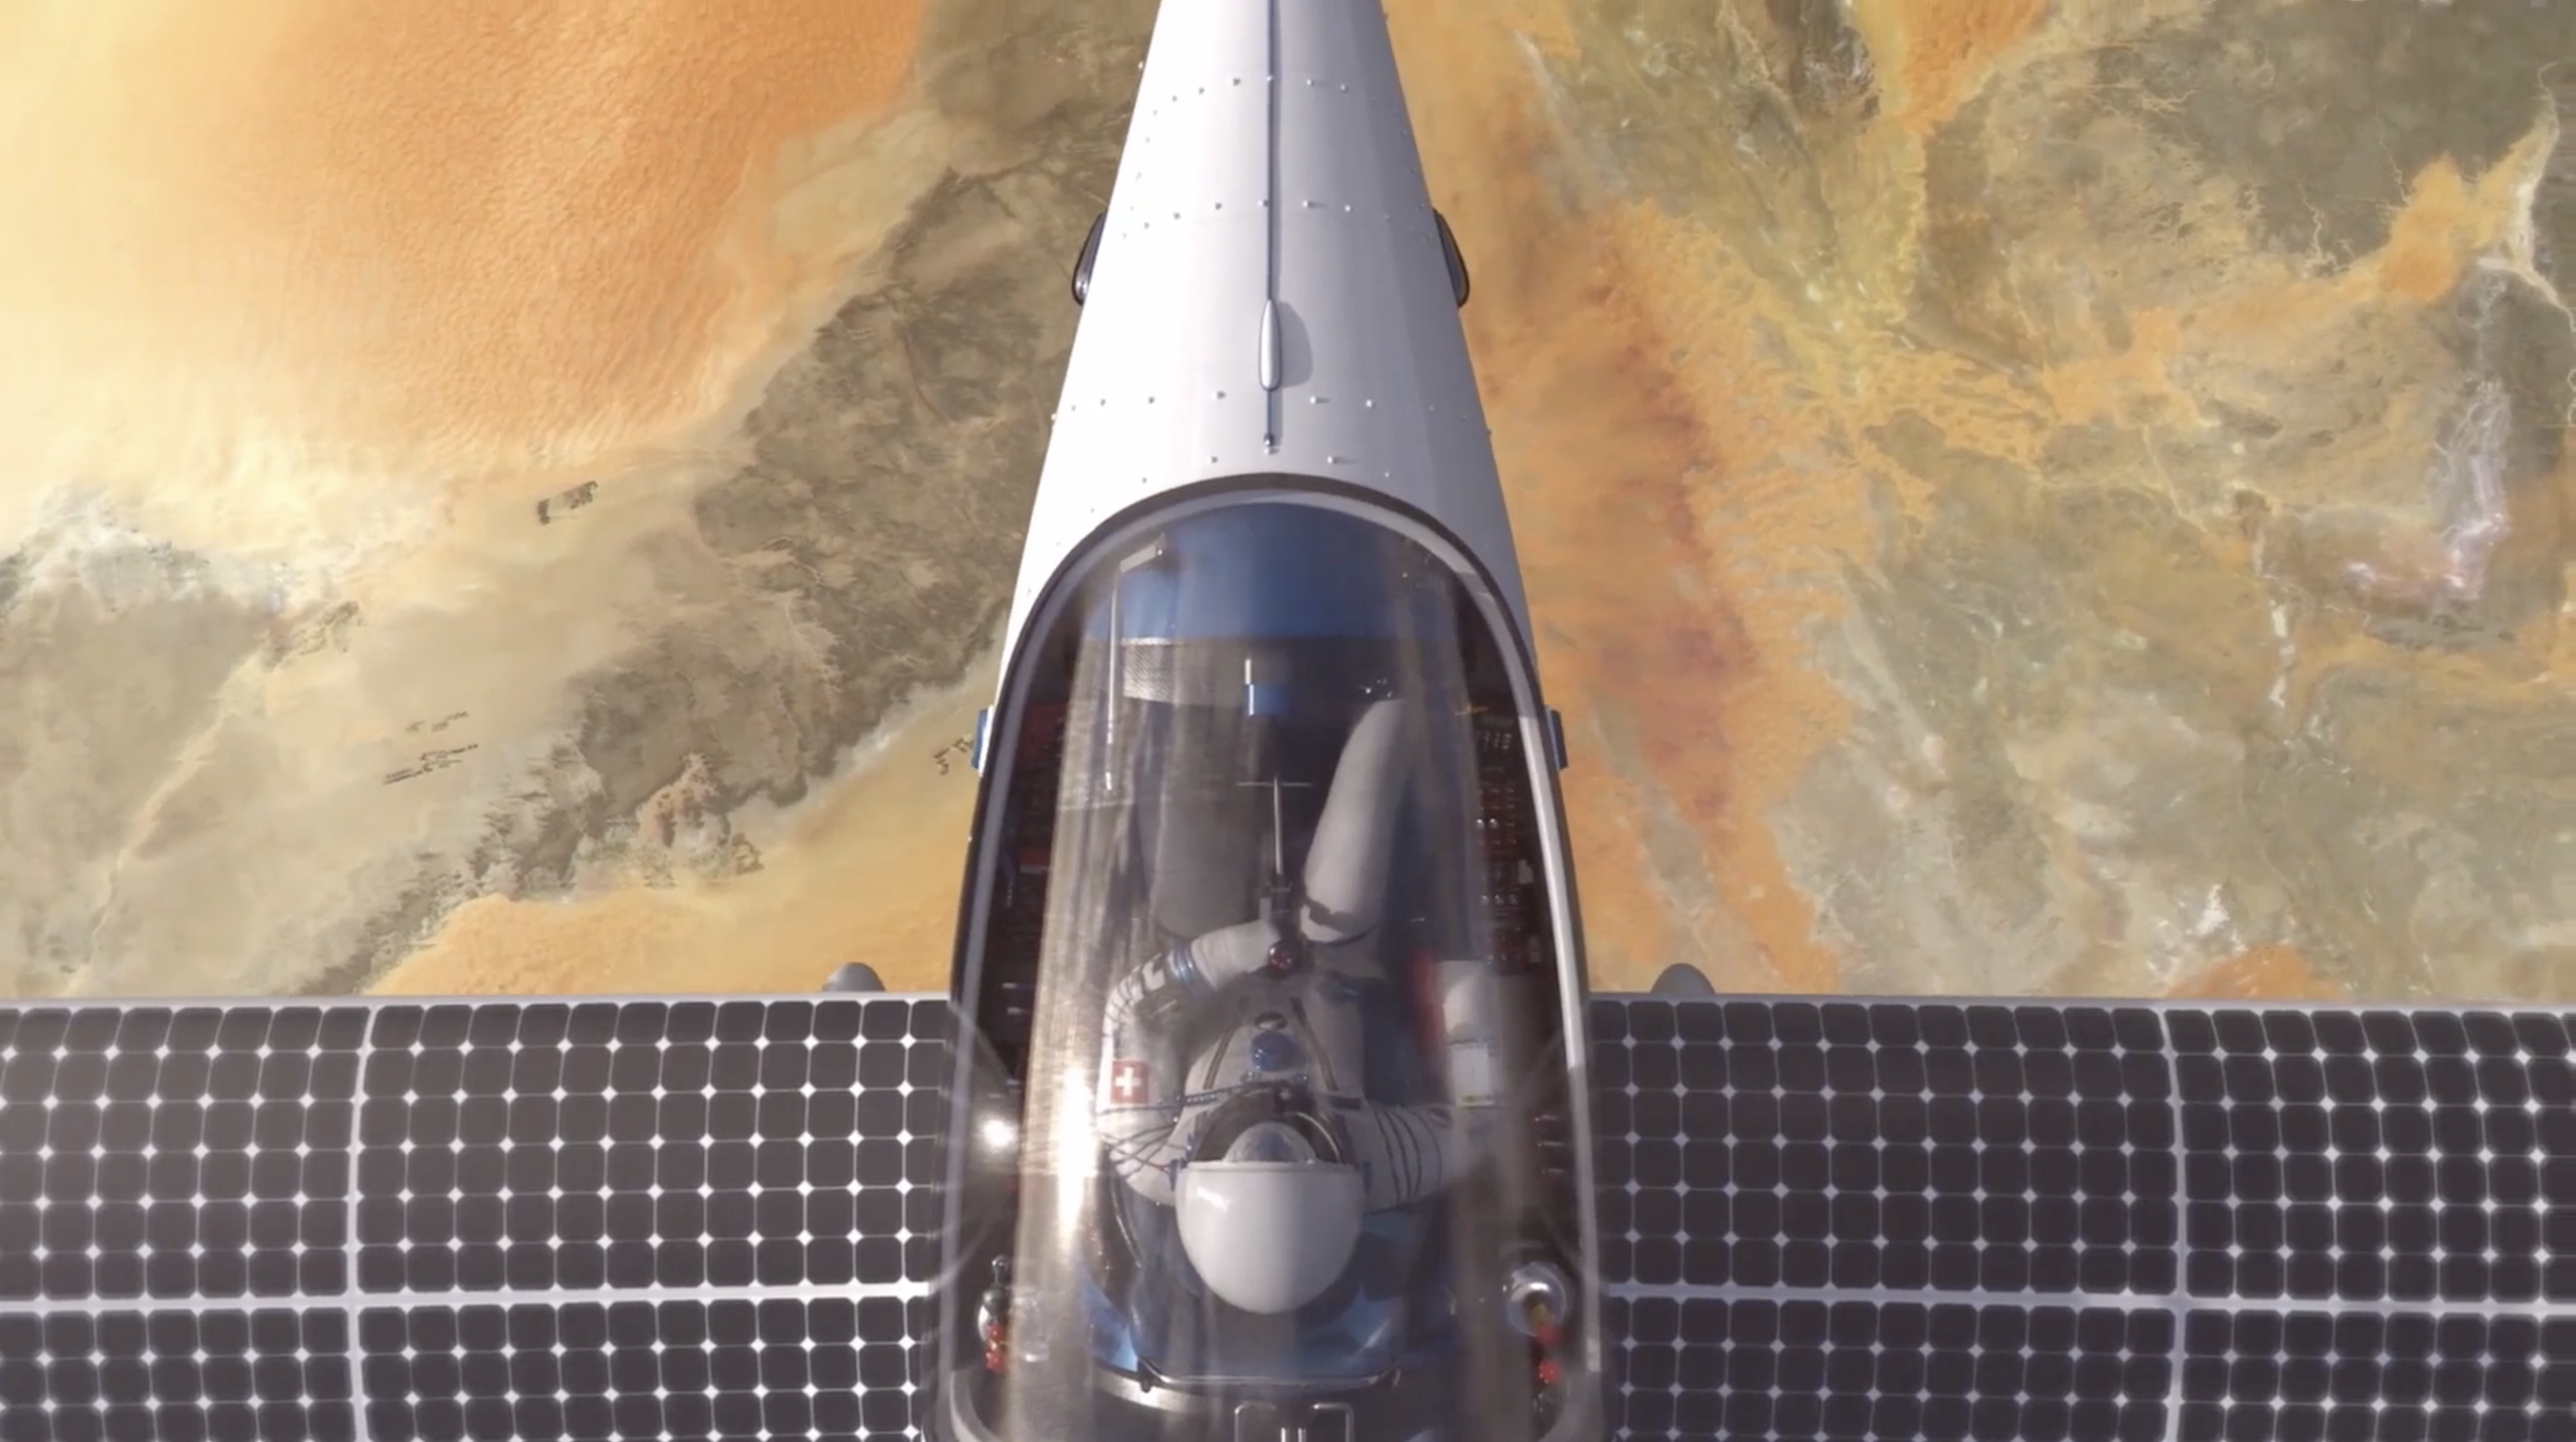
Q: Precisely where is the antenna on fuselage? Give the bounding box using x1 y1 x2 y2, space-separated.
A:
1242 661 1312 976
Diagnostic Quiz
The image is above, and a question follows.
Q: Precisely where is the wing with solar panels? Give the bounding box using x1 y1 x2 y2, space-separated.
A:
4 991 2573 1441
1586 988 2576 1442
0 996 948 1442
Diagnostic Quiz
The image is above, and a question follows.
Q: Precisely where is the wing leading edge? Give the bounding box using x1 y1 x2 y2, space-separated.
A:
3 993 2572 1441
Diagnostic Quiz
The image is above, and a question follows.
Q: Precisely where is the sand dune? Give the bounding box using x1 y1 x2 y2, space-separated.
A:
0 0 924 553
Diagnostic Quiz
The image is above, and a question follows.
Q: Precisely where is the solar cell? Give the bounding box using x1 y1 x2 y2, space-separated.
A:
0 1308 356 1442
0 999 939 1441
1601 1295 2173 1442
356 1297 924 1442
1593 999 2576 1441
1589 999 2180 1296
352 1000 948 1296
2175 1310 2576 1442
0 1006 364 1301
2169 1008 2576 1304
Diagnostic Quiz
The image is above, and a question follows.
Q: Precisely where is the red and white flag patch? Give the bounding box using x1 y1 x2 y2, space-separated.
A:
1108 1059 1151 1105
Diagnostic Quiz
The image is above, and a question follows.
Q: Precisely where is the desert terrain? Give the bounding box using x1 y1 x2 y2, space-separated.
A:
0 0 2567 1003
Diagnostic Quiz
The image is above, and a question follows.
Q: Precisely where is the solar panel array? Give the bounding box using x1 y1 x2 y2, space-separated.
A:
4 994 2575 1440
0 998 946 1442
1592 999 2576 1442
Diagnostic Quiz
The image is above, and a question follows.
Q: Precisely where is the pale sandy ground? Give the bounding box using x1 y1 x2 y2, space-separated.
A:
372 658 989 995
0 0 926 524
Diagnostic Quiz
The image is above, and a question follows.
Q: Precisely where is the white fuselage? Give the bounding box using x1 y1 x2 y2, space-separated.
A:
992 0 1532 683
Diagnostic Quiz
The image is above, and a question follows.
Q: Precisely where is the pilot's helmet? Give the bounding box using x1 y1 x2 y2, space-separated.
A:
1174 1119 1363 1315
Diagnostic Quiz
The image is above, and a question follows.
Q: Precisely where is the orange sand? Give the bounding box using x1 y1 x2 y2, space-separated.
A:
2168 945 2351 1004
2141 141 2547 370
0 0 924 511
1390 0 1876 993
1849 0 2046 135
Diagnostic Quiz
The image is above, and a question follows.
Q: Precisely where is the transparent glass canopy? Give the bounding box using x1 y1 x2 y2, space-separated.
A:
942 499 1594 1441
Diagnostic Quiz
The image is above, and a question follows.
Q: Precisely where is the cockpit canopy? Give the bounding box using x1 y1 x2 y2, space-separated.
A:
941 496 1593 1440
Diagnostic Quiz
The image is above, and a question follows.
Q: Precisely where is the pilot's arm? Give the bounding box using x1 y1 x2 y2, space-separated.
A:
1330 958 1502 1209
1094 917 1277 1207
1096 697 1422 1206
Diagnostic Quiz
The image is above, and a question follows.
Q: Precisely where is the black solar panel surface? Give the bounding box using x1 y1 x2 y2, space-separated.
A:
356 1296 926 1442
0 998 944 1442
0 1006 365 1303
1592 999 2576 1441
0 1308 357 1442
351 1000 944 1296
1599 1295 2175 1442
5 995 2575 1441
1591 999 2180 1297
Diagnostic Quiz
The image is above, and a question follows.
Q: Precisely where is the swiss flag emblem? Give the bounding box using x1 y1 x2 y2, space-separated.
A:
1109 1060 1150 1105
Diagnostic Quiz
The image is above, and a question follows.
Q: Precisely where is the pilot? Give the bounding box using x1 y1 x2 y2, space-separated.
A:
1093 695 1502 1316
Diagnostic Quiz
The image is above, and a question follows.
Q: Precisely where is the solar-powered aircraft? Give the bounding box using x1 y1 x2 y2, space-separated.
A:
4 4 2572 1440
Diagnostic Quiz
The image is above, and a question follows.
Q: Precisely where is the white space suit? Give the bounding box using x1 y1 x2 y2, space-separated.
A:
1092 698 1502 1315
